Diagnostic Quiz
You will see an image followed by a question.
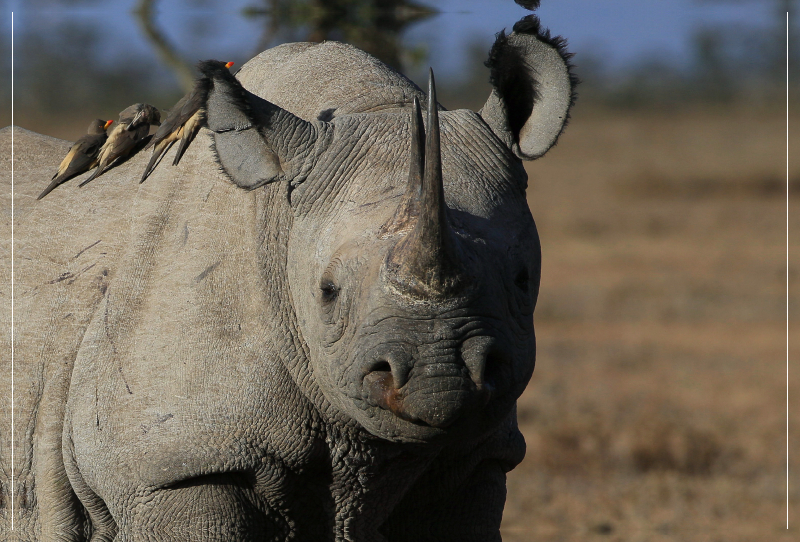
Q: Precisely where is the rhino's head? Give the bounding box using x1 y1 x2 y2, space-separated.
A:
205 16 576 443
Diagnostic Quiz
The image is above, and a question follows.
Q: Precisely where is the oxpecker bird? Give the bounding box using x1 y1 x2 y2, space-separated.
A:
38 119 113 200
140 60 234 184
80 103 161 187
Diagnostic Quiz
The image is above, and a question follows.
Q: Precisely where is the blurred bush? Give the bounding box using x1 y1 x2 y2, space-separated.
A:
241 0 436 73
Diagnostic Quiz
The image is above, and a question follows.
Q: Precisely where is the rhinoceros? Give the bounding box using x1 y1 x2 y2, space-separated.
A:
1 13 576 541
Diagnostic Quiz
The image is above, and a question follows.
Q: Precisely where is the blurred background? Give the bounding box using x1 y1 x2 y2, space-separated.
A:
2 0 799 539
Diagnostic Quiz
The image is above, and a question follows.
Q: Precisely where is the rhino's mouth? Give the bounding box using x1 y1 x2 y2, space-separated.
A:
361 361 496 429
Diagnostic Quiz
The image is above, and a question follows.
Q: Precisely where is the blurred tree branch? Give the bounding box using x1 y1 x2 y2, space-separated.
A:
134 0 196 92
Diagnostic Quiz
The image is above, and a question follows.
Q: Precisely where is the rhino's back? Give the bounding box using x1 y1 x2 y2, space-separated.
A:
0 126 143 349
0 126 142 537
236 41 426 121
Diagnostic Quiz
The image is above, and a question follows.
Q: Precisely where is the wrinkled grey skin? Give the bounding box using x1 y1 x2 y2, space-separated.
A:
1 18 575 542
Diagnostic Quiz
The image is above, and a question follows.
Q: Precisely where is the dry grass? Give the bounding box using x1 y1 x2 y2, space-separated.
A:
501 107 800 541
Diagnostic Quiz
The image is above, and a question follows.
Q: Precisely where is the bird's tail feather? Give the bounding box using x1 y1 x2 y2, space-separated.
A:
172 130 198 167
140 140 174 184
78 167 102 187
37 176 64 200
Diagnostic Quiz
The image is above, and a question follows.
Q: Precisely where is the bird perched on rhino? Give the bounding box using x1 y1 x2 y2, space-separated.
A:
79 103 161 187
140 60 234 184
37 118 113 200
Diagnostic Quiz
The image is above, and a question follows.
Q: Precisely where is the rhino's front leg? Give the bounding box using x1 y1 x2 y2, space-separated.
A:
380 416 526 542
327 435 440 542
64 437 286 541
117 472 287 542
382 461 508 542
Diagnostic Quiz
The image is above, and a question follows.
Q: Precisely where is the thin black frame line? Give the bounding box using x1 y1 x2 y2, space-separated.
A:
10 9 15 533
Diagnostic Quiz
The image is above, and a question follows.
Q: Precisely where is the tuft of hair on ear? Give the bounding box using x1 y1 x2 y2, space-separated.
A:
514 0 540 10
485 14 580 137
485 23 538 138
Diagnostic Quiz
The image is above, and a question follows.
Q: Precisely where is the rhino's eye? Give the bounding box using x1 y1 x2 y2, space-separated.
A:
514 267 530 293
320 281 339 304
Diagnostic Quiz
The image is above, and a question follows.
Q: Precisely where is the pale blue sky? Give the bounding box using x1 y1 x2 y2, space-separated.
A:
3 0 784 79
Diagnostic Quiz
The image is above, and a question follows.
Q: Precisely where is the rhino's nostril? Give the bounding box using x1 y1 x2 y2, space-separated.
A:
367 360 392 375
363 368 407 417
361 346 412 389
482 349 508 394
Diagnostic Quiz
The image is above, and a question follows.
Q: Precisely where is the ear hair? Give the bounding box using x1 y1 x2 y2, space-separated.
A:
486 14 580 136
514 0 541 11
481 14 580 160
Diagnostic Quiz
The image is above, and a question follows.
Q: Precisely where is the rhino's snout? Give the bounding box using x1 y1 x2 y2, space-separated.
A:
361 336 503 429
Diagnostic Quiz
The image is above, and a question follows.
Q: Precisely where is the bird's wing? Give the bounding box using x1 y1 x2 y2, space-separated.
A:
172 109 204 166
58 151 95 180
102 128 138 163
177 88 204 123
54 143 81 178
73 133 106 159
146 95 190 150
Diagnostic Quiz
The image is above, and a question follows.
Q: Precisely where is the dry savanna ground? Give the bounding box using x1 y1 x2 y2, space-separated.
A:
499 107 800 541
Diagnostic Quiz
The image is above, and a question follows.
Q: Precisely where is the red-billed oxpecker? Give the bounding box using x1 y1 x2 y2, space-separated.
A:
140 60 234 183
79 103 161 187
38 119 113 200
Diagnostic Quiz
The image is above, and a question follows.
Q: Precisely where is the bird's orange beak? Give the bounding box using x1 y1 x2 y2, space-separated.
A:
104 120 113 130
225 61 234 69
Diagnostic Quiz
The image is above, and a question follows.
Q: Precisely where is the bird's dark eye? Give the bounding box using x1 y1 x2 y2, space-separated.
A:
514 267 530 293
320 281 339 304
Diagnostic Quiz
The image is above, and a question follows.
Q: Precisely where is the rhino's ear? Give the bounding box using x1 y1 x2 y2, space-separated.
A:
480 14 578 161
205 68 328 189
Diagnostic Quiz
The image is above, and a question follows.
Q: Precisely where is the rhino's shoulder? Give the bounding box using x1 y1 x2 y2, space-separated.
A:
237 41 425 121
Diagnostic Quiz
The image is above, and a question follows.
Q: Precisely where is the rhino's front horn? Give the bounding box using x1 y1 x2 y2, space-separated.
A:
384 69 466 299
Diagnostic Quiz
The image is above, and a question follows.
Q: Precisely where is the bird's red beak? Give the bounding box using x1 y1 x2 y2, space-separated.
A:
225 61 234 69
104 120 113 130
